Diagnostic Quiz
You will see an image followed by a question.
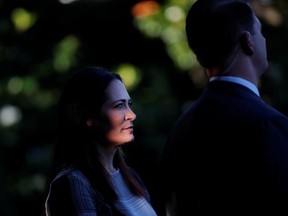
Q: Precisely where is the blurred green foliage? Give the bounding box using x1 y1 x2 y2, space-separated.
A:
0 0 288 215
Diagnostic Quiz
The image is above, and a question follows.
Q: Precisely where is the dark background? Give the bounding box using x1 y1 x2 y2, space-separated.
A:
1 0 288 215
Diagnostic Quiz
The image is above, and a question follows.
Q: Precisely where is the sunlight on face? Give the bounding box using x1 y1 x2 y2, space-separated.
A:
99 79 136 147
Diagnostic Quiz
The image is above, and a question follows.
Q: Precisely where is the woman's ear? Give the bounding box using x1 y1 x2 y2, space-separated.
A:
240 31 254 55
86 118 94 127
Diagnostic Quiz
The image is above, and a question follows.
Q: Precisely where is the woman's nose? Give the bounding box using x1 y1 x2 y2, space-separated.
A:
125 107 136 121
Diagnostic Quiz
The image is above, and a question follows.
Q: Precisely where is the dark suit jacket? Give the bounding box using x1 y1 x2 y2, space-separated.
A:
160 80 288 215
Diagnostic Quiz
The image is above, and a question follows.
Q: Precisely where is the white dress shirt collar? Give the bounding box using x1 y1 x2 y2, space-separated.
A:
209 76 260 97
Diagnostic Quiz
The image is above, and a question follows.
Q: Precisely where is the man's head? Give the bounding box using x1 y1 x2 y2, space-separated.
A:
186 0 257 72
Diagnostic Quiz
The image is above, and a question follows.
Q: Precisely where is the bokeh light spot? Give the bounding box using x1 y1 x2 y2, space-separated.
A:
116 64 142 91
7 76 24 95
0 104 22 127
11 8 37 32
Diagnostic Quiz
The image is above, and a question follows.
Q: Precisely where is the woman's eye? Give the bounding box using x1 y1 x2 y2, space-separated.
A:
115 103 123 108
114 101 132 109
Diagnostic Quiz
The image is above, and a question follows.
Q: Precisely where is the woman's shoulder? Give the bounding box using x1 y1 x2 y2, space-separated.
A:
51 166 91 188
45 167 115 216
48 166 102 204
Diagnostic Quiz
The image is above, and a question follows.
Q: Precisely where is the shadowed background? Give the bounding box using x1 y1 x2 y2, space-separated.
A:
1 0 288 215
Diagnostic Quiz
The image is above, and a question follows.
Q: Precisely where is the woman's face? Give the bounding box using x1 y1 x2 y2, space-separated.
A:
88 79 136 147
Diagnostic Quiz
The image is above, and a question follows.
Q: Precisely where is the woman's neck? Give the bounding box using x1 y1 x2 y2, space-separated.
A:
97 145 117 173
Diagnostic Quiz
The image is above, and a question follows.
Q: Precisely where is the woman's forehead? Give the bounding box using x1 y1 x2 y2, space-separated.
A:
105 80 130 102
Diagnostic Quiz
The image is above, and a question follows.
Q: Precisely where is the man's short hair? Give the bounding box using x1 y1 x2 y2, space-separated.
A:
186 0 255 69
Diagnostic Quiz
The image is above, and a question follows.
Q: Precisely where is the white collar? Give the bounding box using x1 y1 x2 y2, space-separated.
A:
209 76 259 97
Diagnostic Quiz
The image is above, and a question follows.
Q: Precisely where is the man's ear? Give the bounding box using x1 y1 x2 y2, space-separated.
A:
86 118 94 127
240 31 254 55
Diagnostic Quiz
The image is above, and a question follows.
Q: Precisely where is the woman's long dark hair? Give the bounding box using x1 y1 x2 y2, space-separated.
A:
44 67 145 208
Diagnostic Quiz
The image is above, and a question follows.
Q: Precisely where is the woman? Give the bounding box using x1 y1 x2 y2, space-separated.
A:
44 67 158 216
